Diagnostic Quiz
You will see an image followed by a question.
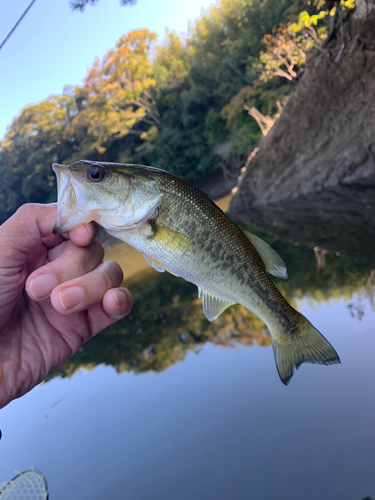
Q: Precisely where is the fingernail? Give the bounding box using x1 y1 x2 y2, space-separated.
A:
76 224 92 241
30 274 58 300
112 289 128 305
58 287 85 310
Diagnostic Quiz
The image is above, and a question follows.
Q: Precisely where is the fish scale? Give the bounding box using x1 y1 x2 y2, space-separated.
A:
53 160 340 385
150 170 292 318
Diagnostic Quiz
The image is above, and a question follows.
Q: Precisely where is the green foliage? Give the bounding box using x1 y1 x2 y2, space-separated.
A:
73 29 159 156
221 79 291 151
0 91 81 220
256 27 313 82
154 31 191 91
288 0 355 36
219 0 334 144
0 0 322 222
187 0 297 104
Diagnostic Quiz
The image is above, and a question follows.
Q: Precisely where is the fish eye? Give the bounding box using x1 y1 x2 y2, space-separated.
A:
87 167 106 182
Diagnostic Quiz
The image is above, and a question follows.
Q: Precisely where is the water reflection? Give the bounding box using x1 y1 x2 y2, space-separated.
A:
228 194 375 267
49 269 271 380
48 235 374 381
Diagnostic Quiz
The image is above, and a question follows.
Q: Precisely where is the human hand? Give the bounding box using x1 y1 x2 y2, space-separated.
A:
0 203 132 409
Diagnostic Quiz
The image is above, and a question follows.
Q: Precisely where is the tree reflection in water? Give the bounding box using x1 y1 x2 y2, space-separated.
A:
48 237 374 381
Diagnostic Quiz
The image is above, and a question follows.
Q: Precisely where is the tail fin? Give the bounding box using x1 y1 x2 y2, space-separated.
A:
269 314 340 385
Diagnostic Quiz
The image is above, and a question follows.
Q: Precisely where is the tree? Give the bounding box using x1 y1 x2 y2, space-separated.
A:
0 0 324 221
229 0 375 267
219 1 353 162
0 91 81 221
72 29 160 156
154 31 191 91
255 27 313 82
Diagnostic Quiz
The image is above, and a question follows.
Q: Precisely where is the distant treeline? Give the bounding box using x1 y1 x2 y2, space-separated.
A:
0 0 337 223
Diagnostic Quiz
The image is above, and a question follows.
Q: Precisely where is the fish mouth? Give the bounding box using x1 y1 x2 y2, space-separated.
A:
52 163 87 234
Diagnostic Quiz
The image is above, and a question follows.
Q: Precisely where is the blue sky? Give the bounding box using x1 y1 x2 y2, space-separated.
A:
0 0 214 139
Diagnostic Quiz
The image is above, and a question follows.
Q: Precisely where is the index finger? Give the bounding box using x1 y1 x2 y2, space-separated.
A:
41 222 99 250
68 222 100 247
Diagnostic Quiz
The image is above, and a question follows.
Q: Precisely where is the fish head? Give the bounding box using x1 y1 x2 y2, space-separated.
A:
53 160 161 234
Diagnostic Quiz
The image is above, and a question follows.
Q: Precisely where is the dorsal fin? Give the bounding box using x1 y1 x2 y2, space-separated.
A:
242 229 288 280
198 288 235 321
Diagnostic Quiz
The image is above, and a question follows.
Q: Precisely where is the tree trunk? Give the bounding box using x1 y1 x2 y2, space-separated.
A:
229 0 375 266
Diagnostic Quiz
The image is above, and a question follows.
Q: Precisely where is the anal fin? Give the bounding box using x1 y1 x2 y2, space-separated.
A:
198 287 235 321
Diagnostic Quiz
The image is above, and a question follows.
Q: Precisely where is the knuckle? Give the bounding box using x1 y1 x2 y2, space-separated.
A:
15 204 31 218
100 261 123 288
91 239 105 260
64 240 103 275
13 204 36 228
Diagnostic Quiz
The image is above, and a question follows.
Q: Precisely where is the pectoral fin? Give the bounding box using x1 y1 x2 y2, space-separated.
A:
142 254 180 277
150 225 194 253
243 229 288 280
198 288 235 321
143 254 165 273
141 225 193 277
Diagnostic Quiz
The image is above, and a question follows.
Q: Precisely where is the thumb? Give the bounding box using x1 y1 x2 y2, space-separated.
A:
0 204 57 268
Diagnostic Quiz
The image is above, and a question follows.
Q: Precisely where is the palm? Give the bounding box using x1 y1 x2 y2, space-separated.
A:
1 298 90 405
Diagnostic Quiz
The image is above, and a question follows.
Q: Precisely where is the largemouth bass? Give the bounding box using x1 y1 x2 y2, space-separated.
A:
53 160 340 384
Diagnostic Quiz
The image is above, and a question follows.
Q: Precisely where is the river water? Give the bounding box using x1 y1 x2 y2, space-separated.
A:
0 196 374 500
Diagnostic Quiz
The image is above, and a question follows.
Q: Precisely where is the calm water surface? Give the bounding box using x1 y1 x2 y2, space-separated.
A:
0 197 374 500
